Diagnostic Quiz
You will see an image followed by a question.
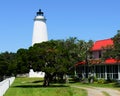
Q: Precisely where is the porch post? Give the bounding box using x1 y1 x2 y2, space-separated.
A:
105 65 107 80
84 64 86 78
112 65 113 79
99 65 101 78
94 65 96 77
118 64 120 80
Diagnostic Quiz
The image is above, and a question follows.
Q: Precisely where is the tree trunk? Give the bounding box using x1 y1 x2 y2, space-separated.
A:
0 75 4 81
43 73 50 87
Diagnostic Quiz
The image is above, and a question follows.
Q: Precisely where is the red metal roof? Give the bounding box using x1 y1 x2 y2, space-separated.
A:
76 58 120 66
104 58 120 64
105 58 117 64
91 39 113 51
75 61 86 66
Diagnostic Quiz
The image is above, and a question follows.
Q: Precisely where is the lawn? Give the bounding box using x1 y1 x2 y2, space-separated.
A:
4 78 87 96
69 79 120 92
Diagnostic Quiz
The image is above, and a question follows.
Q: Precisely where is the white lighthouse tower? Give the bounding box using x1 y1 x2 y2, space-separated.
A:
29 9 47 78
32 9 48 46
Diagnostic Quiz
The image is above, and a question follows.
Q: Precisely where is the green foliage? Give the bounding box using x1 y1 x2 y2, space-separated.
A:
96 79 106 84
0 52 16 77
0 37 93 84
102 30 120 60
16 48 29 74
102 45 115 59
112 30 120 59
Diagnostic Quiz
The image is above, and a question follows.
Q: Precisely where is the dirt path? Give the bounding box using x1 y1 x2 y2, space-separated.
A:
72 86 120 96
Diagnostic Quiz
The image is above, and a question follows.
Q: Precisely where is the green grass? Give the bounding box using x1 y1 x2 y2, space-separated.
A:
71 82 115 88
4 78 87 96
69 80 120 88
102 91 110 96
69 80 120 92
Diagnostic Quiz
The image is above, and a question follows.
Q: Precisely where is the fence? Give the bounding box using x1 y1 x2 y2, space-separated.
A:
0 77 15 96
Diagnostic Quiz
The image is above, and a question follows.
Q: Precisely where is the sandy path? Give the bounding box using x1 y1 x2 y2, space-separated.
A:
72 86 120 96
95 87 120 96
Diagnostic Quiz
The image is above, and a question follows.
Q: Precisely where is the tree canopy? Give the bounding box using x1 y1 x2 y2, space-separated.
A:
0 37 93 85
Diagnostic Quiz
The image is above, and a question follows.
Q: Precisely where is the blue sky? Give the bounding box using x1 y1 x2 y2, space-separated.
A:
0 0 120 52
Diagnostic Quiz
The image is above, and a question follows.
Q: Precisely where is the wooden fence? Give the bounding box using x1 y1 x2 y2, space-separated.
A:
0 77 15 96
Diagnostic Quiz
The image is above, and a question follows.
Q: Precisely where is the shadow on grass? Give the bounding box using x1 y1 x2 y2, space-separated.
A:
113 82 120 87
32 80 43 83
69 81 77 83
13 84 69 88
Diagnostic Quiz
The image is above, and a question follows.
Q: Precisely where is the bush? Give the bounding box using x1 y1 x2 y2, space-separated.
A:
97 79 106 84
0 76 3 81
114 81 120 87
73 76 80 82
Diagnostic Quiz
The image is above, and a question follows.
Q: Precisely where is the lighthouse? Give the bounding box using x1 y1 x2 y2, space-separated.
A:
32 9 48 46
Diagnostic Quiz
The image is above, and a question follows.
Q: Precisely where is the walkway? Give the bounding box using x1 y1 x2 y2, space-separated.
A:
72 86 120 96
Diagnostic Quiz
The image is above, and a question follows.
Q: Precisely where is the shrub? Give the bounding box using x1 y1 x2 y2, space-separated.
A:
97 79 106 84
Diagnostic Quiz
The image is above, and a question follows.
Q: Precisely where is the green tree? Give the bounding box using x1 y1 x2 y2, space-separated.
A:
112 30 120 60
28 38 81 86
28 40 60 86
0 52 16 80
102 30 120 60
16 48 29 74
